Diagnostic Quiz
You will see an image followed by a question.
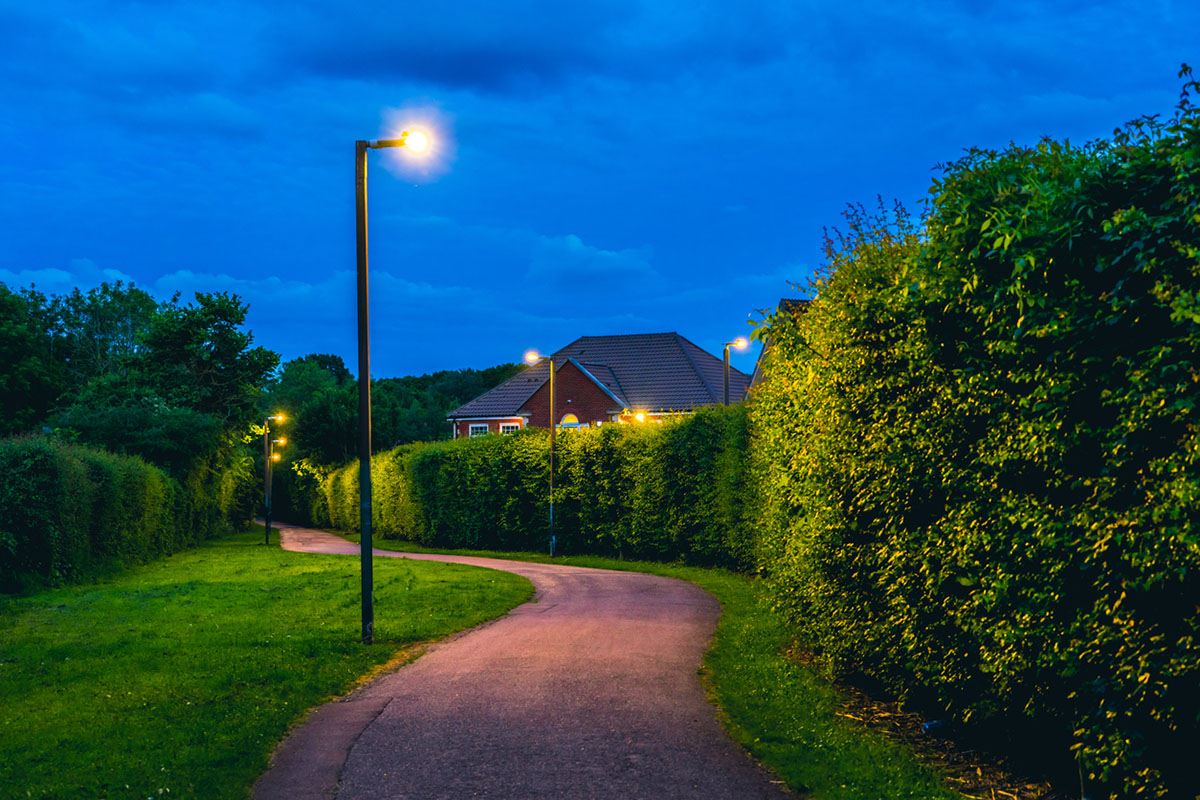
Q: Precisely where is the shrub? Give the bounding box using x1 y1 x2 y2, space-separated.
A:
298 406 753 569
749 78 1200 798
0 436 252 592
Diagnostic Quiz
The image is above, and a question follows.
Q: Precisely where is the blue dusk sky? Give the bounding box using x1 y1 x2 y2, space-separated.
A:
1 1 1196 377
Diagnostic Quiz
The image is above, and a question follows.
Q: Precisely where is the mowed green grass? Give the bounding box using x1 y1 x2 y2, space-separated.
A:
0 528 533 800
347 534 960 800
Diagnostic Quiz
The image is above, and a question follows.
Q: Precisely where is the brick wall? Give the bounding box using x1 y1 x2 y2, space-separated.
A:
520 362 618 428
453 418 525 438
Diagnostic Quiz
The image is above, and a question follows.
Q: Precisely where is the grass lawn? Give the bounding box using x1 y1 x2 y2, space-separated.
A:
345 533 961 800
0 527 533 800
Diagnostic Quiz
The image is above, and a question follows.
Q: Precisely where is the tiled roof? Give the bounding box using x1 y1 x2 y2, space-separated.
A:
447 361 547 418
447 332 750 419
572 361 628 408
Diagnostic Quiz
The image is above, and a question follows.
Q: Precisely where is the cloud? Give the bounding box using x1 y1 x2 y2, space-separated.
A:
0 258 135 295
104 92 263 138
270 1 628 91
265 0 800 94
379 213 662 294
527 234 659 288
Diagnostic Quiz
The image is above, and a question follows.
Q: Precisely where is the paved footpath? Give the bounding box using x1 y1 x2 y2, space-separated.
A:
253 525 795 800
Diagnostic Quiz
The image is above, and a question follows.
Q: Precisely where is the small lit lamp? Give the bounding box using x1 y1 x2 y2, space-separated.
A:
263 414 285 545
354 128 431 645
525 351 556 553
723 338 748 405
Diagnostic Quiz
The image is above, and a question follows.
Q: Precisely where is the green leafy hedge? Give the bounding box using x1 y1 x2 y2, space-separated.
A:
0 437 254 592
749 83 1200 798
296 406 754 570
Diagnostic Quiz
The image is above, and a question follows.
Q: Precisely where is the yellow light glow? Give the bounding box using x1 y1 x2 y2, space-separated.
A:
274 413 285 422
277 438 288 446
272 453 281 461
635 412 645 423
525 350 541 363
404 129 430 152
734 338 748 349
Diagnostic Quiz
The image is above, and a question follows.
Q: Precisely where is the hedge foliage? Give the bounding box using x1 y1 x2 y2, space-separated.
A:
294 405 754 570
749 83 1200 798
0 436 255 592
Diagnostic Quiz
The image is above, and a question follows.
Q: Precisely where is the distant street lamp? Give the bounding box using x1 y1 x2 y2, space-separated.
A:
723 338 748 405
355 129 430 645
262 414 285 545
525 351 556 554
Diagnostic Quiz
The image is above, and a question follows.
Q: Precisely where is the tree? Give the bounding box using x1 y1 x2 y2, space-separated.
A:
0 284 63 436
48 290 278 474
265 354 350 420
136 291 278 425
261 358 526 469
52 282 157 392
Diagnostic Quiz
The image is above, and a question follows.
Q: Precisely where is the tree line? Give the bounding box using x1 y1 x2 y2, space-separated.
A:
1 278 522 530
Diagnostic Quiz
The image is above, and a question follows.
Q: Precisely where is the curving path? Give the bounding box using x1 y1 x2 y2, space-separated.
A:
254 525 794 800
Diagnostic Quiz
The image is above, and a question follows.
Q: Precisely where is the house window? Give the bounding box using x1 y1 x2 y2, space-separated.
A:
500 423 521 435
559 413 580 430
469 424 489 437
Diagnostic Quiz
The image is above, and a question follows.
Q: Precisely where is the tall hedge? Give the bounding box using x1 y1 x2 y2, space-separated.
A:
0 436 254 592
749 85 1200 798
299 405 753 570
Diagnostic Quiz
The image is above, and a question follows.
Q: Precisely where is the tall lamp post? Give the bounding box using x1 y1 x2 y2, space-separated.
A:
262 414 285 545
525 351 556 553
723 338 748 405
355 129 429 645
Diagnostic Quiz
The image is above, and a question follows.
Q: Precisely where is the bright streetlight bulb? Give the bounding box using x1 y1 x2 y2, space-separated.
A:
405 130 430 153
525 351 541 363
734 338 748 349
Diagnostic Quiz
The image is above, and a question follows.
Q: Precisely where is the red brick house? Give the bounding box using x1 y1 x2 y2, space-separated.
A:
447 332 751 437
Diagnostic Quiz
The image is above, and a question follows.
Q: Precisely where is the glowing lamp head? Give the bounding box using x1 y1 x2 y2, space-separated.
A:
273 413 285 422
276 438 288 446
635 412 645 423
404 129 430 153
525 350 542 364
271 453 281 462
734 338 748 349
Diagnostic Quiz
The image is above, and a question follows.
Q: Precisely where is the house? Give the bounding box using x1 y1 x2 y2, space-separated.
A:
447 332 752 437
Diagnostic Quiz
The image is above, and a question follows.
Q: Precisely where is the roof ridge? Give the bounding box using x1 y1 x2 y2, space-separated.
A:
574 331 677 342
568 358 627 408
673 333 719 405
584 361 630 408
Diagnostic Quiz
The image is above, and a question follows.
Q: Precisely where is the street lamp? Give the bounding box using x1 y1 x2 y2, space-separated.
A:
525 350 556 554
723 338 748 405
355 128 429 645
262 414 285 545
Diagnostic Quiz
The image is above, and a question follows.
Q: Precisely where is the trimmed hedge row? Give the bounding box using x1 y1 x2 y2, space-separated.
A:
749 97 1200 797
295 406 754 570
0 436 254 592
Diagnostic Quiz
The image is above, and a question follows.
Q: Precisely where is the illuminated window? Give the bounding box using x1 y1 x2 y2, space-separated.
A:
469 424 488 437
559 413 580 429
500 423 521 435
